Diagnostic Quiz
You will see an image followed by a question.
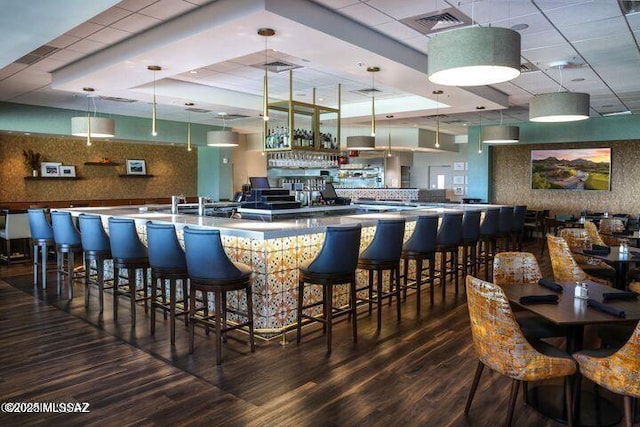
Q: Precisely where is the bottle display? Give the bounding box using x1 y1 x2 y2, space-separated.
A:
267 151 339 168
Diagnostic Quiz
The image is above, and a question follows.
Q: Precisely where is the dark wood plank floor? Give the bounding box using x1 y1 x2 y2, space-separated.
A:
0 240 624 426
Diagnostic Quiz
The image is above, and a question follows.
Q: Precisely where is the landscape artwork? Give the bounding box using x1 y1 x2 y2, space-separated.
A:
531 148 611 190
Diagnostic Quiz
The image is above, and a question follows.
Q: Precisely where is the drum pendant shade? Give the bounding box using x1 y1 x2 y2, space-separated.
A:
207 130 239 147
71 116 115 138
346 135 375 150
481 125 519 144
529 92 590 122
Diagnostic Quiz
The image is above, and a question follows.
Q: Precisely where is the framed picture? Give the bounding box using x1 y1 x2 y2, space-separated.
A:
453 161 465 171
126 159 146 175
59 165 76 177
531 147 611 190
454 186 464 196
453 175 465 185
41 162 61 177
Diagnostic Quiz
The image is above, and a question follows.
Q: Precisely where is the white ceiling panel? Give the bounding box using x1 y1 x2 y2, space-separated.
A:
521 45 580 67
365 0 438 20
311 0 360 9
66 39 109 55
90 6 133 26
138 0 198 20
455 0 540 26
627 12 640 31
520 29 566 50
48 34 82 49
116 0 159 13
88 27 133 44
0 63 28 81
561 16 629 42
110 13 162 33
337 3 395 26
373 21 422 41
544 0 623 26
400 36 429 54
65 21 105 39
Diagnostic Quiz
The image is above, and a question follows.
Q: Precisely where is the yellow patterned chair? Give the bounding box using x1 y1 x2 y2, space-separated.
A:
559 228 615 281
599 218 625 246
584 220 607 247
464 275 577 426
546 235 611 286
493 252 567 340
573 322 640 427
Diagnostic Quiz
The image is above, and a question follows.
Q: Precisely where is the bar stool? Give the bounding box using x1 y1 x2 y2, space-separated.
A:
477 208 499 281
436 212 463 298
460 210 481 282
511 205 527 251
51 211 83 299
401 215 438 311
356 219 405 331
496 206 514 252
78 214 113 312
297 224 361 354
108 217 150 328
183 227 254 365
147 222 189 345
27 209 54 289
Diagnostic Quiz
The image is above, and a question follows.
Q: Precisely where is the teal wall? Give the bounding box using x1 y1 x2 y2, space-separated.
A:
467 114 640 202
197 147 234 201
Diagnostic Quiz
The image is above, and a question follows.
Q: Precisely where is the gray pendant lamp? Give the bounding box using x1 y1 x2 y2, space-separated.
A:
207 113 238 147
428 26 521 86
481 125 519 144
71 87 115 146
529 92 590 122
346 135 375 151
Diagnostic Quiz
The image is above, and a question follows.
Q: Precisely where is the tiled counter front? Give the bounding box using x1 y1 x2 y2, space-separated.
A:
335 188 418 202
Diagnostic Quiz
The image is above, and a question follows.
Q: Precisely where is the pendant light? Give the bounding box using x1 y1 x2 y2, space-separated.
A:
386 115 393 157
482 110 519 144
207 113 238 147
368 66 379 137
476 106 485 154
71 87 115 145
433 90 443 148
347 66 380 151
148 65 161 136
185 102 193 152
529 62 590 122
258 28 275 122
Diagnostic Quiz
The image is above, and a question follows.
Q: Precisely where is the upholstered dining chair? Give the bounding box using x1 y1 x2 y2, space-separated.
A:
493 252 567 340
546 235 611 286
584 220 607 247
464 275 576 426
559 228 615 281
599 218 626 246
573 321 640 427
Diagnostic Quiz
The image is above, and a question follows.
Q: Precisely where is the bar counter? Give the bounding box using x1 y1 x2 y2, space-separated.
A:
64 203 496 337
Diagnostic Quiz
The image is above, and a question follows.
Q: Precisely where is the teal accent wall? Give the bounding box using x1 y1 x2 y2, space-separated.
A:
197 147 233 201
467 114 640 202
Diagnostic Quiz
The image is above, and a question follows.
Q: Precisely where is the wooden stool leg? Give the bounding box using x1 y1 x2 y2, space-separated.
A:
441 252 447 300
97 260 105 313
67 251 74 299
183 279 189 326
296 280 304 344
326 284 333 354
129 268 136 328
189 288 197 353
143 269 149 314
350 277 357 343
376 269 383 331
169 279 177 345
464 361 485 414
368 271 374 315
150 275 157 336
395 265 401 321
403 259 409 300
506 379 520 426
322 286 327 335
84 255 90 308
415 258 423 313
214 289 223 365
246 285 255 352
222 292 228 343
428 256 435 305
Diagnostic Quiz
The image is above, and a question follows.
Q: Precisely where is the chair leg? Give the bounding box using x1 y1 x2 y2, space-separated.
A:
129 268 137 328
222 292 228 343
214 288 223 365
441 252 447 300
368 271 374 315
33 244 39 286
326 284 333 354
170 279 177 345
623 395 633 427
376 270 383 331
246 285 255 352
296 280 304 344
97 260 105 313
67 251 74 299
56 251 63 295
183 279 189 326
113 267 120 321
143 269 149 314
150 276 157 336
453 248 459 294
350 277 357 343
188 287 197 354
415 258 423 313
428 257 435 306
41 244 48 289
464 361 484 414
84 255 90 308
395 265 401 321
403 259 409 301
506 379 520 426
564 376 574 427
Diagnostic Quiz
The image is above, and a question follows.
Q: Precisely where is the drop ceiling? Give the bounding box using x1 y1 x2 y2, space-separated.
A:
0 0 638 138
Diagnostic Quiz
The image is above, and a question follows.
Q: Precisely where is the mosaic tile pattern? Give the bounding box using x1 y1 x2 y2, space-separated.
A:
335 188 418 202
493 252 542 285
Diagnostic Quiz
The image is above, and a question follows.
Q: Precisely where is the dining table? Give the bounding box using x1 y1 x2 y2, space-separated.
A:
574 246 640 290
501 280 640 427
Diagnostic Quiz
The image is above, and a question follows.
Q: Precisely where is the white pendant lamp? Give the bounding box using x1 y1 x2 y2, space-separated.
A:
346 136 375 151
185 102 193 152
529 92 590 122
433 90 443 148
258 28 275 122
207 113 238 147
481 125 519 144
148 65 161 136
428 26 521 86
71 87 115 145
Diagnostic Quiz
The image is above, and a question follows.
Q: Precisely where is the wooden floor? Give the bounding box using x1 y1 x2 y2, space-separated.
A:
0 240 623 426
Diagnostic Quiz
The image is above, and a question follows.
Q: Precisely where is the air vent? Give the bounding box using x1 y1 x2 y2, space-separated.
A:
426 114 448 119
520 61 540 73
443 119 467 125
353 88 382 95
185 107 211 113
14 45 60 65
400 8 471 35
252 60 302 73
100 96 137 103
223 113 250 120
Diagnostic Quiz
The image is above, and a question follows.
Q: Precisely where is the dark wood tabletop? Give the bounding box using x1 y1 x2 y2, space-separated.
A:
501 281 640 327
575 245 640 263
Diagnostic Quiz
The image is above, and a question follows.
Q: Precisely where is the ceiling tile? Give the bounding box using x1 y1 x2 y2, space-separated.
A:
110 13 161 33
311 0 360 9
47 34 82 49
65 21 104 38
0 63 28 80
90 6 132 26
88 27 132 44
337 3 395 27
138 0 197 20
544 1 622 26
374 21 422 40
520 29 566 50
561 16 629 42
365 0 438 20
116 0 158 12
66 38 108 54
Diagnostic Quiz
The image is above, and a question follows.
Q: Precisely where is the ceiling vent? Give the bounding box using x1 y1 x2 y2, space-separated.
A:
352 88 382 96
400 8 471 35
253 60 302 73
100 96 137 103
222 113 250 120
520 61 540 73
443 119 467 125
619 0 640 15
426 114 448 119
185 107 211 113
14 45 60 65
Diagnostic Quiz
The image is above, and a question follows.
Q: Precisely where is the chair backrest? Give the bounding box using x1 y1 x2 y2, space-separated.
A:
479 208 500 237
51 211 81 246
183 227 245 280
498 206 514 234
306 224 362 275
27 209 54 241
108 217 147 260
146 223 186 271
462 210 482 242
599 218 625 233
560 228 593 265
78 214 110 252
493 252 542 286
1 212 31 239
466 275 575 380
511 205 527 232
360 219 405 261
403 215 438 254
437 212 463 246
546 235 588 282
584 220 607 247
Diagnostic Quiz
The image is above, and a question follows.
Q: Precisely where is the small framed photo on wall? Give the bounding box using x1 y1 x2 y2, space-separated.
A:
454 186 465 196
41 162 61 177
59 165 76 177
126 159 146 175
453 162 465 171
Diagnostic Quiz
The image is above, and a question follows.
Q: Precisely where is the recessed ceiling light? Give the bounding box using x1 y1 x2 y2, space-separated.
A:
511 23 529 31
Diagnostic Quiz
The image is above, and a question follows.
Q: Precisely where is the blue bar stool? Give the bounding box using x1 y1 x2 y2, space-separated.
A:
28 209 54 289
477 208 499 281
511 205 528 251
401 215 438 311
147 223 189 345
460 210 482 281
183 227 254 365
108 218 150 328
296 224 361 354
497 206 514 252
78 214 112 313
51 211 83 299
436 212 463 298
356 219 405 330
